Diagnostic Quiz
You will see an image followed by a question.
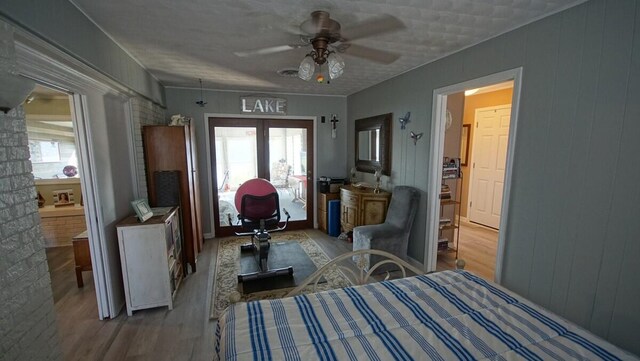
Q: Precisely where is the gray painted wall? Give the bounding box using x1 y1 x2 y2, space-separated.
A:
347 0 640 355
0 0 164 104
165 88 347 236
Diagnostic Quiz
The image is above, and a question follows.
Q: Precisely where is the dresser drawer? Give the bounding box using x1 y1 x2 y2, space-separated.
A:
340 190 359 207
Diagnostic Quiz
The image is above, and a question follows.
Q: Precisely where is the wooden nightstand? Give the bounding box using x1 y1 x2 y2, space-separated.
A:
72 230 92 288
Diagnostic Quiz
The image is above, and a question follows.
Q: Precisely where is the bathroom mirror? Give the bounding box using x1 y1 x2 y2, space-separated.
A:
355 113 392 175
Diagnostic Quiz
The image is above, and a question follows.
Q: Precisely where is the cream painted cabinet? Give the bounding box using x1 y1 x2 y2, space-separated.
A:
340 185 391 232
116 207 183 316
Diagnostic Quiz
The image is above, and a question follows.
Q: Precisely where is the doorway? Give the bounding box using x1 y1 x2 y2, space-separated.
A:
25 84 97 302
426 68 522 283
208 117 314 237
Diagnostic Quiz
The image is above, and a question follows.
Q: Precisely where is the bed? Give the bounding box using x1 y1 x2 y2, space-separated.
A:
215 269 637 360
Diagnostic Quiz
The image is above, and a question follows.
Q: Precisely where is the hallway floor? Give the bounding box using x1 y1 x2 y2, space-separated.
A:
436 219 499 281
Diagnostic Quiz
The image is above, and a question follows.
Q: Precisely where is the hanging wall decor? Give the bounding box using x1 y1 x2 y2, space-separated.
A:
409 131 423 145
399 112 411 130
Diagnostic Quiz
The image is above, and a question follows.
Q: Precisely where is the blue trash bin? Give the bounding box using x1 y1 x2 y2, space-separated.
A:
328 199 341 237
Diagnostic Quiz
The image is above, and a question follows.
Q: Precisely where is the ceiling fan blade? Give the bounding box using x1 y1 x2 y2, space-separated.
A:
341 43 400 64
233 44 305 57
341 14 405 41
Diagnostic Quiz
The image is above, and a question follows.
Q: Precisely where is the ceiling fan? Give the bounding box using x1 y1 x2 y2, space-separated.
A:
233 10 405 82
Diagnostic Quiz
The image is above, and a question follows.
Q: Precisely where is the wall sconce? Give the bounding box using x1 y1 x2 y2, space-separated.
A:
0 22 35 114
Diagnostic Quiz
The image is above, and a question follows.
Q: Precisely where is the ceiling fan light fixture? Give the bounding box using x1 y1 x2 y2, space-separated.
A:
298 54 316 81
327 52 345 80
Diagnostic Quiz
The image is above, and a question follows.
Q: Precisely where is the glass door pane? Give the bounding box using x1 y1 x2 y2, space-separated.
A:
214 126 257 228
268 127 307 222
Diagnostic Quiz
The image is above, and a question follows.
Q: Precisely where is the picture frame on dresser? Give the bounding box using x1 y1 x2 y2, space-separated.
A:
53 189 74 207
131 199 153 222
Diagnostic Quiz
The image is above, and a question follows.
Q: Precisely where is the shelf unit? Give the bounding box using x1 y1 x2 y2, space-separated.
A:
438 165 462 258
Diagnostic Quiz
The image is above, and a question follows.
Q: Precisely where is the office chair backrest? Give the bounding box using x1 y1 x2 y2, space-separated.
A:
239 192 280 230
235 178 278 212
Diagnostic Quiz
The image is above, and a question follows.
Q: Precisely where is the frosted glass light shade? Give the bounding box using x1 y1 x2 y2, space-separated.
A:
298 55 316 81
327 52 345 80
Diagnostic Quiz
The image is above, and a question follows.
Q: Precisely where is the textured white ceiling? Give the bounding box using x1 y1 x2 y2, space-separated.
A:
70 0 585 96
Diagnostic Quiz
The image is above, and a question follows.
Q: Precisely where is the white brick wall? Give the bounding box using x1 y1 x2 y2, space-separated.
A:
130 98 166 198
0 107 62 361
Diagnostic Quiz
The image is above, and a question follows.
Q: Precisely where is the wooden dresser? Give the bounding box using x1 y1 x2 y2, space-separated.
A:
340 185 391 232
317 192 340 233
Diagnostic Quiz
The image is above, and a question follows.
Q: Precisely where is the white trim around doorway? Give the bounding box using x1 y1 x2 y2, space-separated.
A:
203 113 318 238
15 30 136 319
424 68 523 284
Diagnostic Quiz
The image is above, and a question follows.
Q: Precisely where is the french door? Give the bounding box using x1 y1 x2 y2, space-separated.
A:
209 117 314 237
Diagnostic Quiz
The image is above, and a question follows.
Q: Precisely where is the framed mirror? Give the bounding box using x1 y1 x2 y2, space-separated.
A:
355 113 392 175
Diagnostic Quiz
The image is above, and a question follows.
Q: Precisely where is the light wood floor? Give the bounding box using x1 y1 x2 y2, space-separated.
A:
436 219 499 281
46 229 354 361
46 227 495 360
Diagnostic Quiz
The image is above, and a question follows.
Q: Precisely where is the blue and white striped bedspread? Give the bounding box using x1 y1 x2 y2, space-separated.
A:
215 270 637 360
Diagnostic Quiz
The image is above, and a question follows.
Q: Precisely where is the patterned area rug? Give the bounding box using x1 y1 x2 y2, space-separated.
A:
210 231 352 319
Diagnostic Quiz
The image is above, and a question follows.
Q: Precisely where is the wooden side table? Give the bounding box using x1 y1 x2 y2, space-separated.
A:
72 230 92 287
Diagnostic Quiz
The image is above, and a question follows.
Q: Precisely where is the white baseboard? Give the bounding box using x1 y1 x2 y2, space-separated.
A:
204 232 214 240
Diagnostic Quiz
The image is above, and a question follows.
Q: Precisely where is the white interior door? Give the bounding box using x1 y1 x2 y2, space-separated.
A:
468 105 511 229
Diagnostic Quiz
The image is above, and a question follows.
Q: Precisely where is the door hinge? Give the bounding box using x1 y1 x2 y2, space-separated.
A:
473 162 475 168
476 122 478 128
470 201 473 208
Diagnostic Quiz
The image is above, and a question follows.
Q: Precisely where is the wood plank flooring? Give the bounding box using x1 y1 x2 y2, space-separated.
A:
46 240 219 361
436 219 499 281
45 229 357 361
46 227 494 360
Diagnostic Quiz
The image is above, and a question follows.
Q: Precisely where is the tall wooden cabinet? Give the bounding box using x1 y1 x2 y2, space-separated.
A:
340 185 391 232
143 125 203 273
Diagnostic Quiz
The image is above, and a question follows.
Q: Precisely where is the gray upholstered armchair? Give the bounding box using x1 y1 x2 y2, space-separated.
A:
352 185 421 272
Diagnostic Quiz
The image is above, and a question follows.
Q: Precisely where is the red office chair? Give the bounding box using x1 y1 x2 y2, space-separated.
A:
235 178 292 283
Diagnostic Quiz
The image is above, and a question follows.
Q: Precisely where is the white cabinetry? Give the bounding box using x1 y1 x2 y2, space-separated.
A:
116 207 183 316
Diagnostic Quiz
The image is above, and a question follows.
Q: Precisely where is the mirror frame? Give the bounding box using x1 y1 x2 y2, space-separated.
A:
355 113 392 175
